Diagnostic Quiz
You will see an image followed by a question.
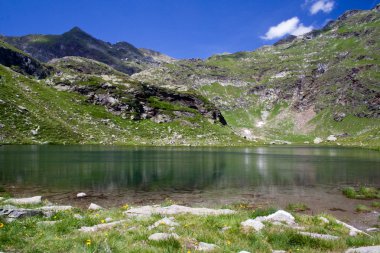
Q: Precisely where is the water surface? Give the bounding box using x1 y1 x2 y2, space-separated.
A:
1 145 379 226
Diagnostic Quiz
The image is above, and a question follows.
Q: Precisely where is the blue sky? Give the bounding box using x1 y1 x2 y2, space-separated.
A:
0 0 379 59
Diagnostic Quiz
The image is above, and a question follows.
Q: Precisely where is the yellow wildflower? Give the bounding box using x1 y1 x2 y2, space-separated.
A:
122 204 129 209
227 240 231 245
86 239 91 246
101 219 105 224
0 223 4 228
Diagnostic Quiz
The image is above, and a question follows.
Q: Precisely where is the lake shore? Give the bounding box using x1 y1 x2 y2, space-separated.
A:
3 184 380 231
1 195 379 253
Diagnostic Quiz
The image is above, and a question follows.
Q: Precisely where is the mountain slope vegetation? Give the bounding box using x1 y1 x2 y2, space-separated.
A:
0 5 379 148
132 5 380 148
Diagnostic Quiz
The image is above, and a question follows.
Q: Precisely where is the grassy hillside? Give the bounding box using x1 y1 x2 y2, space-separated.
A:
0 65 246 145
132 6 380 149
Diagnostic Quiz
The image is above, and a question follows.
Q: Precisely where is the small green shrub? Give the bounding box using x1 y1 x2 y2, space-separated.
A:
286 203 310 212
342 186 380 199
356 204 371 213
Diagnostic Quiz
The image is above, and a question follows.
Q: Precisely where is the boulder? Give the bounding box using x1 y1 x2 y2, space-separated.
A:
4 196 42 205
241 210 296 232
345 246 380 253
124 204 235 217
88 203 103 210
313 137 323 144
335 219 369 236
76 192 87 198
327 135 337 141
241 219 265 231
196 242 218 252
0 207 43 219
148 233 179 241
261 210 295 225
148 217 179 230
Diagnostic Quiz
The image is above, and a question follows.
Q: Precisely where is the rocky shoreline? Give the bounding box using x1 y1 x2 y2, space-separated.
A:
1 195 379 252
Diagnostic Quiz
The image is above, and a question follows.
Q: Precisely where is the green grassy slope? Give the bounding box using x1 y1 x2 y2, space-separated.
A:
0 63 246 145
132 7 380 149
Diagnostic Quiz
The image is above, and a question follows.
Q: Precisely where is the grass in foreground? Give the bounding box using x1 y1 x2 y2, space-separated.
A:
0 201 379 252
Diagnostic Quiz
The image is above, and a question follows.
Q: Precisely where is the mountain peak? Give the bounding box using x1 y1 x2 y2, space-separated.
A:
65 26 89 36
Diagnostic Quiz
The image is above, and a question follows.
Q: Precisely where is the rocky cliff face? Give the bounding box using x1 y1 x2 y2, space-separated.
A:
0 41 51 78
47 56 226 125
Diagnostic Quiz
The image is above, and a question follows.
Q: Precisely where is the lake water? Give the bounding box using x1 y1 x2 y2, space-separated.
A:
1 145 380 226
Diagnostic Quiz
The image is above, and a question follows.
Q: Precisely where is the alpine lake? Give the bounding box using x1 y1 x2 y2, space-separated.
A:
1 145 379 228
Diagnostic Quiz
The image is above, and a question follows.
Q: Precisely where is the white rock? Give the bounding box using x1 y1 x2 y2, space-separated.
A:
239 251 251 253
272 251 286 253
5 218 16 223
242 210 297 232
4 196 42 205
318 217 329 224
241 219 265 231
260 210 296 225
105 217 113 223
221 226 231 232
299 232 339 240
124 204 235 217
366 228 379 232
148 217 179 230
73 214 84 219
39 205 72 211
0 197 4 202
335 219 369 236
345 246 380 253
327 135 337 141
76 192 87 198
79 220 127 232
196 242 218 252
313 137 323 144
88 203 103 210
148 233 179 241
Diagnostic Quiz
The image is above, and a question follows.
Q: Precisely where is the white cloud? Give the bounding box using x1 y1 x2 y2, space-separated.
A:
261 17 313 40
291 24 313 36
310 0 334 15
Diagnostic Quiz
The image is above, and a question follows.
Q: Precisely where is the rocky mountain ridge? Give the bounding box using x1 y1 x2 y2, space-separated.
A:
0 27 174 75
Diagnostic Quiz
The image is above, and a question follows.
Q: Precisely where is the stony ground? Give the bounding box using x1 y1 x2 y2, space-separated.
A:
1 195 380 252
